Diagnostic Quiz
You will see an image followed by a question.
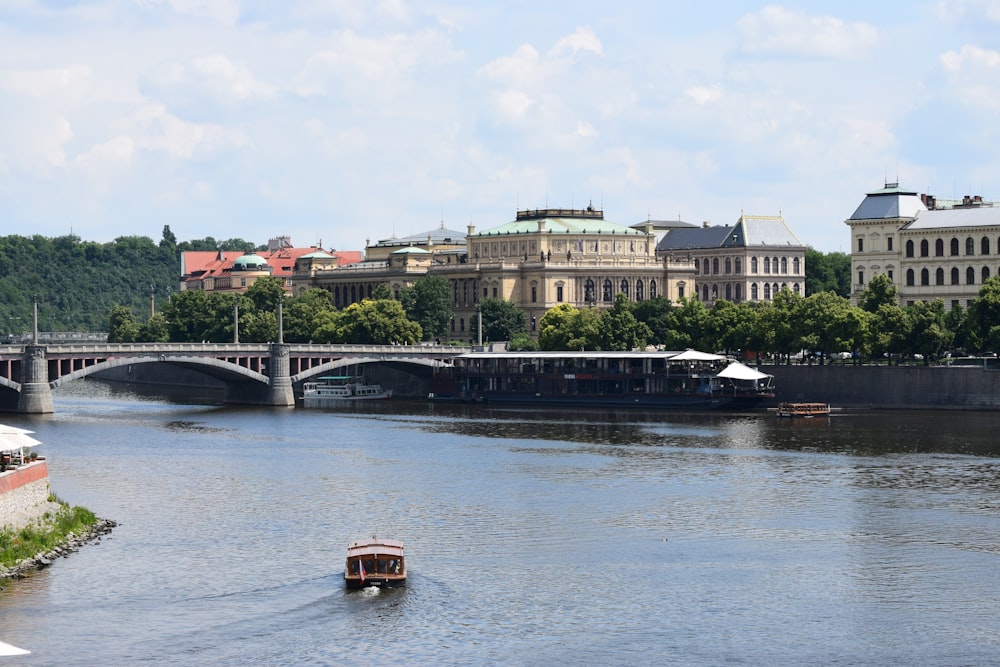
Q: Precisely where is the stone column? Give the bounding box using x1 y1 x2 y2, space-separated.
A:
264 343 294 407
18 346 53 414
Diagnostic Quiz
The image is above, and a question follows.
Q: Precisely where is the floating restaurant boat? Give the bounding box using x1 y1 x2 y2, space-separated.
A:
302 376 392 407
775 402 831 418
429 349 775 411
344 536 406 589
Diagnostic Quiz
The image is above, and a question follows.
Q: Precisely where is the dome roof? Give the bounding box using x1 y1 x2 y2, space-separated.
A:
232 253 269 271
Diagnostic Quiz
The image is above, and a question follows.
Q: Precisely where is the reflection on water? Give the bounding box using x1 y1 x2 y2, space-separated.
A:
2 381 996 665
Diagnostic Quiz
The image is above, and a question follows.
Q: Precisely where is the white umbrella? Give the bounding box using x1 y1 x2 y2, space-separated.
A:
669 349 728 362
0 425 40 451
716 361 772 381
0 640 30 656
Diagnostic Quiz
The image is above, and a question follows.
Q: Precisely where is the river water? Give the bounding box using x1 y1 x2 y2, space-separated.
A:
1 381 999 666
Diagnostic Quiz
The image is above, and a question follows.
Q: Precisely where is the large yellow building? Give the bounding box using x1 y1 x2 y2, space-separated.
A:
294 207 696 341
846 182 1000 309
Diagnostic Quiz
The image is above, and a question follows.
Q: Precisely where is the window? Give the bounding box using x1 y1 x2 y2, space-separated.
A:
735 284 742 301
492 287 498 298
984 266 991 283
702 284 709 301
984 237 991 256
921 268 929 286
453 284 459 305
858 270 865 285
764 257 771 274
725 258 732 274
557 285 564 302
951 267 960 285
677 284 684 299
725 284 732 300
584 279 595 304
460 318 465 332
858 237 864 252
936 268 944 285
751 283 758 300
887 270 893 281
620 279 629 298
920 239 929 257
906 240 914 258
735 258 742 274
951 238 959 256
793 283 801 295
702 258 709 275
887 236 893 251
967 267 975 284
906 269 915 286
751 257 758 273
764 283 771 300
935 239 944 256
650 280 657 298
636 280 644 301
780 257 787 274
712 258 720 275
531 285 537 303
967 237 975 255
793 257 800 274
603 279 613 302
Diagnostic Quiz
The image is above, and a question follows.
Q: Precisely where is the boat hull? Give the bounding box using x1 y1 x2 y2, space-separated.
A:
344 575 407 589
468 392 768 410
303 391 392 408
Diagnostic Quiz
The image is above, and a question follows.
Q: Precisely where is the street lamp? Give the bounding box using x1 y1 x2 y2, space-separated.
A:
476 303 483 348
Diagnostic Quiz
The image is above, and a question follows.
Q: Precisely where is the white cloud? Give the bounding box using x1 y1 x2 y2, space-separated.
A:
685 85 722 105
550 26 603 58
575 121 598 138
738 6 878 58
128 103 245 158
941 44 1000 70
136 0 241 24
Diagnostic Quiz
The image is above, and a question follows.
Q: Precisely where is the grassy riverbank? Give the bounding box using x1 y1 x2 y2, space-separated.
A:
0 495 99 569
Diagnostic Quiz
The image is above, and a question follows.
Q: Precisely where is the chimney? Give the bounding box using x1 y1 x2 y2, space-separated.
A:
467 224 476 236
703 221 711 228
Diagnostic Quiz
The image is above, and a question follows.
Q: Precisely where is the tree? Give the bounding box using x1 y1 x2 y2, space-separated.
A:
138 312 170 343
632 297 676 347
160 225 177 250
283 289 335 343
966 276 1000 352
907 299 952 362
805 248 851 297
244 276 286 315
597 293 651 351
763 288 804 362
870 303 910 363
671 297 710 350
538 304 579 350
316 299 421 344
400 275 452 341
108 305 140 343
475 298 526 342
162 290 235 342
858 273 897 313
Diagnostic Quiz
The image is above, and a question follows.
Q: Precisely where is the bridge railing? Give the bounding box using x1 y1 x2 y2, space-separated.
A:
23 342 473 356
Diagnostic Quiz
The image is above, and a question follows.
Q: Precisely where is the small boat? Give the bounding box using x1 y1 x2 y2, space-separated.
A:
775 402 831 418
302 375 392 407
344 536 406 589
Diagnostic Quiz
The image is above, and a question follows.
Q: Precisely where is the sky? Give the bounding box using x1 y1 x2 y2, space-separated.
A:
2 1 1000 254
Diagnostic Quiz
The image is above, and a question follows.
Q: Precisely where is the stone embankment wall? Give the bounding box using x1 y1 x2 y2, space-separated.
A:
765 364 1000 410
0 462 55 529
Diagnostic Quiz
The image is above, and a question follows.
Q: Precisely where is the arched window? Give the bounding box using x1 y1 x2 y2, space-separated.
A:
712 258 720 275
793 283 801 295
620 279 629 298
603 279 613 302
702 284 709 301
751 283 758 300
906 240 915 258
858 270 865 285
920 239 929 257
734 284 742 301
984 237 992 256
920 268 930 286
951 267 960 284
906 269 915 286
725 257 732 274
723 284 731 300
967 267 976 284
650 280 657 298
734 258 742 274
773 283 779 297
772 257 779 273
780 257 788 274
351 285 357 303
984 266 991 283
936 268 945 285
967 237 975 255
702 258 709 275
764 283 771 300
764 257 771 274
951 238 959 256
935 239 944 256
793 257 800 274
711 284 719 300
584 279 595 304
636 280 644 300
751 257 758 273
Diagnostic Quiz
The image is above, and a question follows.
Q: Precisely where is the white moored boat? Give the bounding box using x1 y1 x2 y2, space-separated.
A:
302 376 392 407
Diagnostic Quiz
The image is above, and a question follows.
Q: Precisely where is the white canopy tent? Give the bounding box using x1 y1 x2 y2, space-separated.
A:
717 361 772 381
669 349 728 362
0 640 30 656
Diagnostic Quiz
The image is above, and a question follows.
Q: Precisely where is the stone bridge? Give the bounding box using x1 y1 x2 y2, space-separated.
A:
0 343 466 413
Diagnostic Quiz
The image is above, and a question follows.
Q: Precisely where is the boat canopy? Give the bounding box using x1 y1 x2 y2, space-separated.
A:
670 349 728 362
717 361 772 381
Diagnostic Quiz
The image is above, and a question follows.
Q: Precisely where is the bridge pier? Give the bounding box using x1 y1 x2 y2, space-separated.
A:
264 344 294 407
18 346 53 414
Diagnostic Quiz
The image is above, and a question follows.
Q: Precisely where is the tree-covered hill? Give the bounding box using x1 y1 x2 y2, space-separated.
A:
0 228 259 334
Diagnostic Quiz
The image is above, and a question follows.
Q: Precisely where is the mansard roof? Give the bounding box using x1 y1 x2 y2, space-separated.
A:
849 182 927 221
375 226 466 247
656 215 802 251
903 206 1000 230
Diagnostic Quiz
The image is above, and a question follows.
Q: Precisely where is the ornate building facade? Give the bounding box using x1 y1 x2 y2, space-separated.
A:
845 182 1000 310
655 214 806 306
294 207 697 342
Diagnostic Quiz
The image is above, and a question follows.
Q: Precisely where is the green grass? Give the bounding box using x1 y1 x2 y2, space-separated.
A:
0 499 99 569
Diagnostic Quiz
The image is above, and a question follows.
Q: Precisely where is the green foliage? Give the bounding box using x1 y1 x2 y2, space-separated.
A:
858 274 897 313
314 299 421 344
244 277 286 314
507 332 539 351
475 298 527 342
966 276 1000 352
597 293 651 351
0 504 98 568
400 275 452 340
805 248 851 297
108 305 140 343
284 289 334 343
